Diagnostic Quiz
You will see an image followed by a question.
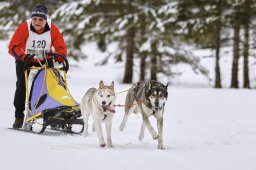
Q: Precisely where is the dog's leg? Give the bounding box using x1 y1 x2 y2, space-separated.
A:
80 100 90 137
157 117 165 149
139 121 146 141
94 119 106 147
142 114 159 140
92 122 95 132
82 113 89 137
105 120 113 148
81 101 90 137
119 106 133 131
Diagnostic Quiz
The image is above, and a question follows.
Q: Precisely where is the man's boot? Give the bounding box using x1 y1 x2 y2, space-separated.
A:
13 117 24 129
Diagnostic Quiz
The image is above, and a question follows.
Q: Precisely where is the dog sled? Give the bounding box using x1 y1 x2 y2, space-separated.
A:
22 52 84 134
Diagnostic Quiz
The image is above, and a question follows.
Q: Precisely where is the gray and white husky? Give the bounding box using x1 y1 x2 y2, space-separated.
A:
80 80 116 148
119 80 168 149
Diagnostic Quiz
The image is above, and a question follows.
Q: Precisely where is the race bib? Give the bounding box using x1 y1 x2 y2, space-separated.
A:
25 19 51 60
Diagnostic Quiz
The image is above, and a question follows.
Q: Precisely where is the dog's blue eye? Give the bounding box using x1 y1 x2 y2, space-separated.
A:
107 95 111 97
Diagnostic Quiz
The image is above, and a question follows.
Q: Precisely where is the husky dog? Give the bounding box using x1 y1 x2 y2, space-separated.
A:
119 80 168 149
80 80 116 148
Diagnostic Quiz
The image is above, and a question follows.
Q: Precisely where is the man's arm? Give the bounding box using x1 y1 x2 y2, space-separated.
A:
8 22 29 60
50 23 67 57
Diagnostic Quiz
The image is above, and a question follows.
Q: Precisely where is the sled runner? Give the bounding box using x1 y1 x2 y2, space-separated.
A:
22 52 84 134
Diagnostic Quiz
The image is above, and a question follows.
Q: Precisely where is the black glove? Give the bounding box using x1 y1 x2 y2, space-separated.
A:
22 54 31 63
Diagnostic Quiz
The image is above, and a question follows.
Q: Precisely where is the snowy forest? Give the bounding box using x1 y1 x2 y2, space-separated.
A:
1 2 256 169
0 0 256 88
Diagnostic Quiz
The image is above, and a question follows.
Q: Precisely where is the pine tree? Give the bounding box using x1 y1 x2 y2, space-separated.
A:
241 0 251 89
0 0 68 38
123 25 135 83
176 0 234 88
230 2 242 88
51 0 220 84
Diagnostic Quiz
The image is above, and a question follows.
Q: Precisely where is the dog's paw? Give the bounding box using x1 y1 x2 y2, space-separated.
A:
119 123 125 131
139 133 144 141
158 145 166 150
100 143 106 147
107 144 114 148
152 133 159 140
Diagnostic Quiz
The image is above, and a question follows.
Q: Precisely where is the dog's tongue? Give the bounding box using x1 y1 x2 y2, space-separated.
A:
102 105 115 113
152 106 162 111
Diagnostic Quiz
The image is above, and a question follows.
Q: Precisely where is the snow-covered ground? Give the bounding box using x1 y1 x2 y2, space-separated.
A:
0 40 256 170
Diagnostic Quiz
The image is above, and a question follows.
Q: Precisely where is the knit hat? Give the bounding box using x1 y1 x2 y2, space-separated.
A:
31 5 48 20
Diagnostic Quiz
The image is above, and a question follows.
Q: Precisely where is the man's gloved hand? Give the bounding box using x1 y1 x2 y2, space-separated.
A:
22 54 32 64
55 56 64 64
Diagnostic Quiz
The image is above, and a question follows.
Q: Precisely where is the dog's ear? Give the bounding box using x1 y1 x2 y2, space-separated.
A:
99 80 104 89
110 81 114 89
165 83 168 90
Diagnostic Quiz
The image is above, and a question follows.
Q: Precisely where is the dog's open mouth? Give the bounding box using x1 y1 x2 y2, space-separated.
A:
102 103 115 113
152 106 162 112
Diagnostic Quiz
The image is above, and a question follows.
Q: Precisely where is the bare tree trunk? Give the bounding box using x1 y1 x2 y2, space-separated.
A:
243 0 251 89
214 0 223 88
140 52 146 81
231 6 240 88
214 17 222 88
139 12 146 81
150 41 157 81
122 28 135 83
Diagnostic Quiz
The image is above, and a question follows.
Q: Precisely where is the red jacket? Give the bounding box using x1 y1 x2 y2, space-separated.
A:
8 20 67 61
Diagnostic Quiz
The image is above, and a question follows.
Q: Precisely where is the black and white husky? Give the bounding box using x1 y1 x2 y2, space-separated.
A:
80 81 116 148
119 80 168 149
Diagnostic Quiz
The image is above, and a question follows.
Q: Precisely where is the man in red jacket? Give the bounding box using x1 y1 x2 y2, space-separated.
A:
8 4 67 129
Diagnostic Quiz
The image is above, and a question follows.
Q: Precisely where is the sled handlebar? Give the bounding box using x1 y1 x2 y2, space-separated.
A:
47 52 69 71
23 52 69 72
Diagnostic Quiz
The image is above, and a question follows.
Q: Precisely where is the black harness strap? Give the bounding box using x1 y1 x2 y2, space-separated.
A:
102 114 107 121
